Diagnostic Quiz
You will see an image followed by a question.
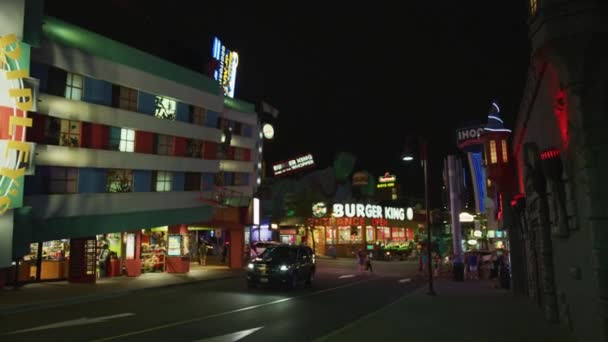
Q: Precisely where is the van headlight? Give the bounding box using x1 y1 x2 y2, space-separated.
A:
248 263 254 269
279 265 289 272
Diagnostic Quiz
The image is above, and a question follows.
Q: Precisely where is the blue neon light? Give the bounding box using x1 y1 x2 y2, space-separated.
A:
471 152 485 213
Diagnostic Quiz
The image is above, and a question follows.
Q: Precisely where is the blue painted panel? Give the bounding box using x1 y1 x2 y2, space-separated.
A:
133 170 152 192
78 168 107 193
172 172 185 191
24 166 49 195
138 92 156 115
241 173 250 186
83 77 112 106
30 62 48 92
224 172 234 186
205 111 220 128
176 102 189 122
202 173 215 191
242 125 253 138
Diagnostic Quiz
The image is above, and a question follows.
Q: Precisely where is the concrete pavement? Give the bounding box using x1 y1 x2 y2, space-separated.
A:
316 279 578 342
0 265 241 315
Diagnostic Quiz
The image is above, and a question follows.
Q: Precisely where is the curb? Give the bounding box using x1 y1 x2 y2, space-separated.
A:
0 272 243 316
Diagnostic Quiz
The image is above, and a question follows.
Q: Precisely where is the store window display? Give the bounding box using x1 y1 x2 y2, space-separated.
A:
24 240 70 281
141 230 167 272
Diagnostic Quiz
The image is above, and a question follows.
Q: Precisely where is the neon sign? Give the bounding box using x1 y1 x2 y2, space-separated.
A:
0 33 33 215
211 36 239 98
272 154 315 176
378 172 396 183
540 148 560 161
332 203 406 221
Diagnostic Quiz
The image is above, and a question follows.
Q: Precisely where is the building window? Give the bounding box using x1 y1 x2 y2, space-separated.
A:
234 172 249 186
156 135 174 155
501 140 508 163
44 116 61 145
190 106 206 125
59 120 81 147
119 128 135 152
530 0 538 16
234 147 244 161
65 73 83 101
186 139 202 158
184 172 201 191
107 169 133 193
155 171 172 192
119 86 138 111
49 167 78 194
154 96 176 120
490 140 498 164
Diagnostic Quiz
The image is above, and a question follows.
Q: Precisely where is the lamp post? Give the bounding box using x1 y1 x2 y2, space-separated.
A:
403 138 436 296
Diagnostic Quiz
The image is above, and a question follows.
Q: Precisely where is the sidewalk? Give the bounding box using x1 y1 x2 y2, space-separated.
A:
317 279 578 342
0 264 243 315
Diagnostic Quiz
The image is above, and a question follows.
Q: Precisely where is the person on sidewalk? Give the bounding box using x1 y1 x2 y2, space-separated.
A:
490 252 499 287
98 244 110 278
356 249 366 272
466 253 479 280
198 240 208 266
364 253 373 273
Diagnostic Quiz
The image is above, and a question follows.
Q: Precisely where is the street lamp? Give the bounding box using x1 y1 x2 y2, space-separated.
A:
402 138 436 296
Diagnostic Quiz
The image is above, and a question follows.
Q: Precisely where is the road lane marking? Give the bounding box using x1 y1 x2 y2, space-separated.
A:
193 326 263 342
91 276 381 342
338 274 356 279
398 278 412 283
313 286 426 342
6 313 135 335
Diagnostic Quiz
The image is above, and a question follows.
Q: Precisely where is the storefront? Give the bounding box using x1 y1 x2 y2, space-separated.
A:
280 203 425 258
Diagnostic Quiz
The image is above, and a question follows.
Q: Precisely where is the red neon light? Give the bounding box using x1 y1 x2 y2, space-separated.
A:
497 193 503 221
510 193 525 207
541 149 561 161
554 90 569 149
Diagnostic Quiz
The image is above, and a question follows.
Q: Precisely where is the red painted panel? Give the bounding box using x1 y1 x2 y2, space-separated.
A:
226 146 235 160
135 130 154 153
229 230 244 269
174 137 187 156
0 107 28 140
243 148 251 161
91 123 109 149
166 256 190 273
203 141 217 159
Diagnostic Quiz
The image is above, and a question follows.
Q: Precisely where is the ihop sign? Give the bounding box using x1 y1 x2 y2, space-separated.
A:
456 125 485 150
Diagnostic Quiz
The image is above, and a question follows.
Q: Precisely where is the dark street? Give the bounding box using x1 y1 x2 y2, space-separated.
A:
0 260 421 341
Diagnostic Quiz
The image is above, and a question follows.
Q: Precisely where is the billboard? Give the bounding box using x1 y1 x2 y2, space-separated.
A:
0 33 33 215
211 36 239 98
272 154 315 176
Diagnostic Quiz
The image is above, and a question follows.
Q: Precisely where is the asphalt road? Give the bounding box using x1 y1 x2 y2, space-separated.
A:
0 259 421 342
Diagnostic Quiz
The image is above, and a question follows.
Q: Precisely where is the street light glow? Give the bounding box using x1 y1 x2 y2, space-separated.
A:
402 155 414 161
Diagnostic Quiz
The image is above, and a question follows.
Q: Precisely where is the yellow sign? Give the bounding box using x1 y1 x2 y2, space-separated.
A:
0 33 32 215
377 182 395 188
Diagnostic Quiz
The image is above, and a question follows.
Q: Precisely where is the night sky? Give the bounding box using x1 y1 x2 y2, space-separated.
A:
46 1 531 206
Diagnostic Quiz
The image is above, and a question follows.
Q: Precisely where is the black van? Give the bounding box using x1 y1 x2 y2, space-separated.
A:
247 245 315 289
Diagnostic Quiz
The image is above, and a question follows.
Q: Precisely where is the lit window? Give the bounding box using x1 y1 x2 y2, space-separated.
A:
119 86 138 111
65 73 83 101
156 135 174 155
501 140 509 163
392 193 398 200
48 167 78 194
190 106 206 125
154 96 176 120
155 171 173 192
530 0 538 16
490 140 498 164
119 128 135 152
59 120 81 147
106 169 133 193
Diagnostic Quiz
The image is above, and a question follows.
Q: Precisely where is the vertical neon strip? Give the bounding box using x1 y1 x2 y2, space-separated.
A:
253 198 260 225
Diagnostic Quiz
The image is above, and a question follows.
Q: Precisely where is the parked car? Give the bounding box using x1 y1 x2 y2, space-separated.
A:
250 241 280 259
247 245 315 289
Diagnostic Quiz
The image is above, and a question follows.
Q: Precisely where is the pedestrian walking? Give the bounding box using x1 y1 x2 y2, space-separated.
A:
357 248 366 272
365 253 373 273
198 240 208 266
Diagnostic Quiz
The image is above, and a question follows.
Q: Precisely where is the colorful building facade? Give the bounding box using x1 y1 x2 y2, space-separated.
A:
1 2 261 286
